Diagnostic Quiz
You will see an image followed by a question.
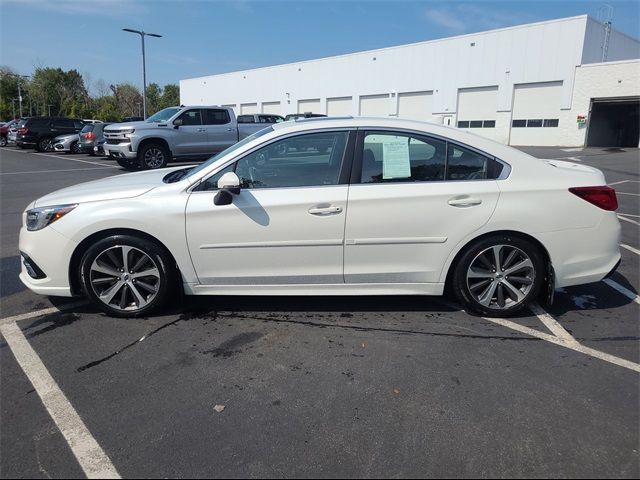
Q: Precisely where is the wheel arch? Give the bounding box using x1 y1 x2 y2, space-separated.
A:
68 227 181 295
137 137 173 158
443 229 552 291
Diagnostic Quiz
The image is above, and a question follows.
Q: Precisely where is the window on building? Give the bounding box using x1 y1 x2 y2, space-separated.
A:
469 120 483 128
543 119 559 127
457 121 470 128
512 119 527 128
527 119 543 128
483 120 496 128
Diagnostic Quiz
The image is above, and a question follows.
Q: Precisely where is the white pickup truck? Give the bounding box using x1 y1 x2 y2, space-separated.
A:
103 106 269 170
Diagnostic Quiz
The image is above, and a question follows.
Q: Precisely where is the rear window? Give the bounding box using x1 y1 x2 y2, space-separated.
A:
81 125 94 133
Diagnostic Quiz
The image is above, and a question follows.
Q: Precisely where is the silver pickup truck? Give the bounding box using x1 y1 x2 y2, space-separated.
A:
103 106 265 170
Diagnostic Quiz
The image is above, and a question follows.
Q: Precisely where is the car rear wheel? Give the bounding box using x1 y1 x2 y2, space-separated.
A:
80 235 175 318
138 143 169 170
0 136 7 147
71 141 82 154
36 137 53 152
451 234 545 317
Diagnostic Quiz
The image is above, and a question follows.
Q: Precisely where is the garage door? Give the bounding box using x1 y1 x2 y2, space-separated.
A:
457 86 498 140
240 103 258 115
327 97 352 116
510 81 563 146
262 102 281 115
359 94 390 116
298 99 321 114
398 91 433 121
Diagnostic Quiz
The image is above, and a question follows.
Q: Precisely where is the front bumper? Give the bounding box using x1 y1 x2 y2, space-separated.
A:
104 141 137 159
18 225 77 297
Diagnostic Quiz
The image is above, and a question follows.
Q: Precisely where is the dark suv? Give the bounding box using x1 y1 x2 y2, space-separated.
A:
16 117 85 151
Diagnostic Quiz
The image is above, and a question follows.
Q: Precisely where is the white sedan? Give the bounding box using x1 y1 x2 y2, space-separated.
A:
19 117 621 318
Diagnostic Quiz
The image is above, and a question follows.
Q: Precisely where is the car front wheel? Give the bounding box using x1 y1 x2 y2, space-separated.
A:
452 234 545 317
138 143 169 170
80 235 175 318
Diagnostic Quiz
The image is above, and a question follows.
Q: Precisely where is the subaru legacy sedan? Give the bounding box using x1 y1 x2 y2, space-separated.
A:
19 117 620 318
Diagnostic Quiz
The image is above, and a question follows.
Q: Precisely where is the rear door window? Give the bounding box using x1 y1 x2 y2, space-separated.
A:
203 109 231 125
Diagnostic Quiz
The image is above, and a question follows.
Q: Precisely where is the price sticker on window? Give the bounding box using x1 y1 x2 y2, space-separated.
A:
382 137 411 179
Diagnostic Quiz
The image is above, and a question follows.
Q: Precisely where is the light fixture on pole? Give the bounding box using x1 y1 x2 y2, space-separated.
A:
122 28 162 120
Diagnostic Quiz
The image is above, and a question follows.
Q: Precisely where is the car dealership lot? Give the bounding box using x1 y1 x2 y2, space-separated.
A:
1 147 638 478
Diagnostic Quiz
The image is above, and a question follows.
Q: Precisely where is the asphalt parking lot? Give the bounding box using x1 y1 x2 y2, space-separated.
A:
1 146 638 478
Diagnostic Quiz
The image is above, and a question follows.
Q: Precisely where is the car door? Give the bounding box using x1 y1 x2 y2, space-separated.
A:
173 109 206 156
344 129 501 284
185 130 354 286
202 108 237 153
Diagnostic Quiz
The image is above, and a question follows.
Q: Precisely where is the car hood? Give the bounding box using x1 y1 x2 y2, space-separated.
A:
33 167 185 207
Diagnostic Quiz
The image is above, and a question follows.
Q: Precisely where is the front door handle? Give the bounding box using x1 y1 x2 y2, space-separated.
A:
448 197 482 207
308 205 343 216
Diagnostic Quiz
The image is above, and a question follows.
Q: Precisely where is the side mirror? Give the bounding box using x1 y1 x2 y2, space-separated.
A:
213 172 241 206
173 118 183 129
217 172 241 195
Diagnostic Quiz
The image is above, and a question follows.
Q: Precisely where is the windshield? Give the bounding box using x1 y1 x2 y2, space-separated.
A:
186 126 274 179
146 107 181 123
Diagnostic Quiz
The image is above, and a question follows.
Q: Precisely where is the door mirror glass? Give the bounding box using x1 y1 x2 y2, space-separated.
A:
217 171 241 194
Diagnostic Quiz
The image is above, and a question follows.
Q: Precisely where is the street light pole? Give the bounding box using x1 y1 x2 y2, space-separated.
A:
122 28 162 120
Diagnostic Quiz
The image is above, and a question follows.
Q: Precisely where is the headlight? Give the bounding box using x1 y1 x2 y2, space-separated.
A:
122 128 135 135
26 204 77 231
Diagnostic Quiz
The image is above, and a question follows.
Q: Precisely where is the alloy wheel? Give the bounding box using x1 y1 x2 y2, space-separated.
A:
466 244 535 310
89 245 161 312
39 138 53 152
143 148 165 168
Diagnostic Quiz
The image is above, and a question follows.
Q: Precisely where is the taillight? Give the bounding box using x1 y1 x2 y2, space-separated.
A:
569 186 618 211
85 132 96 140
17 128 28 135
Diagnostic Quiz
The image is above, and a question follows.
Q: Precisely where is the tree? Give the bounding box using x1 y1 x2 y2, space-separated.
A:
159 84 180 110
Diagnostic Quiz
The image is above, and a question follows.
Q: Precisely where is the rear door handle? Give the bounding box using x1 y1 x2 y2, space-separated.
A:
448 197 482 207
308 205 343 216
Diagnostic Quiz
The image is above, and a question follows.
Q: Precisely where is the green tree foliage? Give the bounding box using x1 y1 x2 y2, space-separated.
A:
1 65 180 122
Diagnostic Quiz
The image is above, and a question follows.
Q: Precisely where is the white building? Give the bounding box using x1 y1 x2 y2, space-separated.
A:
180 15 640 147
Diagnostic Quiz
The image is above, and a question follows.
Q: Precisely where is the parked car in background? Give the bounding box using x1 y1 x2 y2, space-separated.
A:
103 106 266 170
0 119 21 147
237 114 285 124
122 116 143 122
82 119 103 124
52 134 83 154
9 118 28 145
93 138 106 156
18 117 621 318
16 117 85 151
284 112 327 121
79 123 110 155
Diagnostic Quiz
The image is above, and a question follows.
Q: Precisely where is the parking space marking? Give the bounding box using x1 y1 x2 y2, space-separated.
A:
621 244 640 256
603 279 640 305
618 215 640 226
33 153 115 168
483 315 640 373
1 166 117 175
609 180 632 186
0 302 88 327
529 303 579 346
0 321 121 479
616 192 640 197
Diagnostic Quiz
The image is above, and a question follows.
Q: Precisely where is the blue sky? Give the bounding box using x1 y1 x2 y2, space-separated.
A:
1 0 638 94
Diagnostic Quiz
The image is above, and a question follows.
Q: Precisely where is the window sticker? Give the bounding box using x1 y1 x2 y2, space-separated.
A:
381 136 411 179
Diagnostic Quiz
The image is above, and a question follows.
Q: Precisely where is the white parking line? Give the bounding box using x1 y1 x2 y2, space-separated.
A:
33 153 114 168
0 321 120 478
603 278 640 305
621 243 640 256
0 302 88 327
616 192 640 197
0 166 117 175
529 303 579 346
618 215 640 226
618 213 640 218
482 315 640 372
609 180 631 186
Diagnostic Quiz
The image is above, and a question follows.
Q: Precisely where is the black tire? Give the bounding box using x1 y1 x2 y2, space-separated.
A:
36 137 53 152
116 157 138 171
451 234 545 317
0 136 7 147
138 142 169 170
79 234 176 318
